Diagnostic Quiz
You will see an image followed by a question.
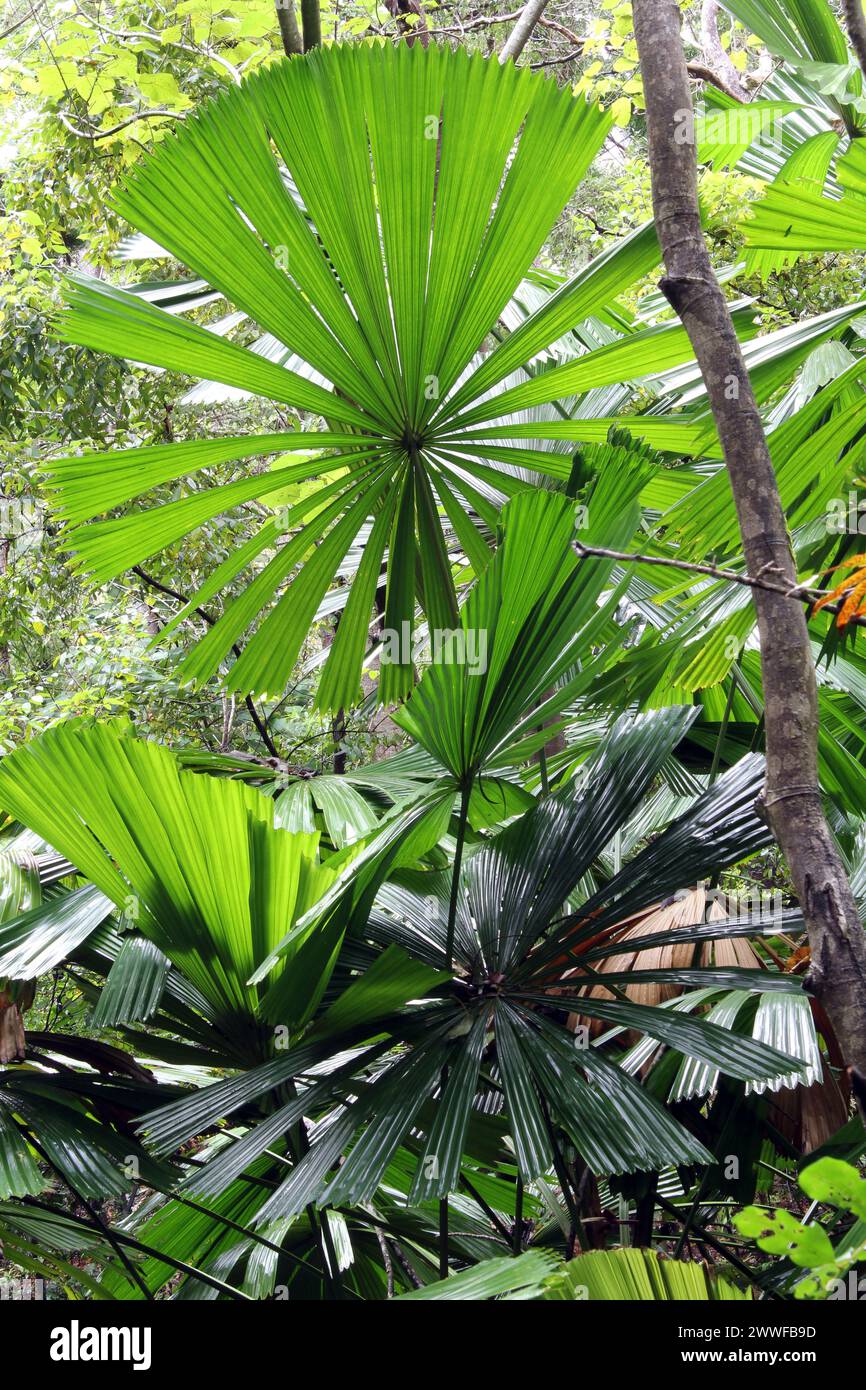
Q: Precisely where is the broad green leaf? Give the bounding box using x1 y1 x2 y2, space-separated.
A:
735 1205 835 1267
800 1155 866 1220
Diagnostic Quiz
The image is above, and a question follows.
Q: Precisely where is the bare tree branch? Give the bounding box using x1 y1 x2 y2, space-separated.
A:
56 108 184 141
0 6 37 42
529 48 584 70
686 59 747 101
499 0 550 64
634 0 866 1099
427 6 585 48
573 541 866 629
699 0 749 102
74 16 243 83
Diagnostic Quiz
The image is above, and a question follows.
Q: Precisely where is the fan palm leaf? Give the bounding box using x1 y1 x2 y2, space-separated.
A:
44 45 620 707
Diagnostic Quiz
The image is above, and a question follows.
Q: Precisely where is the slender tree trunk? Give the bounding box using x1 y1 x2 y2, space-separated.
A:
633 0 866 1095
843 0 866 83
301 0 322 51
276 1 303 56
499 0 549 64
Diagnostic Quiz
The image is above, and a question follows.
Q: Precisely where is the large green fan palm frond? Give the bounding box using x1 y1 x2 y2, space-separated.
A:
278 717 800 1210
398 1245 752 1299
0 720 343 1049
743 138 866 260
49 44 626 708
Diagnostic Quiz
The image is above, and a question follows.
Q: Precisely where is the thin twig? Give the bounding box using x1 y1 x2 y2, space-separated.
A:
132 566 280 757
573 540 866 629
0 6 38 42
425 5 585 47
56 109 184 141
529 48 583 69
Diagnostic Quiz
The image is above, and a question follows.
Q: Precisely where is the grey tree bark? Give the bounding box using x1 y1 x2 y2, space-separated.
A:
301 0 322 51
843 0 866 83
499 0 550 64
633 0 866 1096
276 2 303 57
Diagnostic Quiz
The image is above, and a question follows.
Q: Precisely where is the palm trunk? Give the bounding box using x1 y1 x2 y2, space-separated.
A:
633 0 866 1098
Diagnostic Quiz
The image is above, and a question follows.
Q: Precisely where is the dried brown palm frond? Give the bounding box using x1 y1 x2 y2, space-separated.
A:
564 887 762 1033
